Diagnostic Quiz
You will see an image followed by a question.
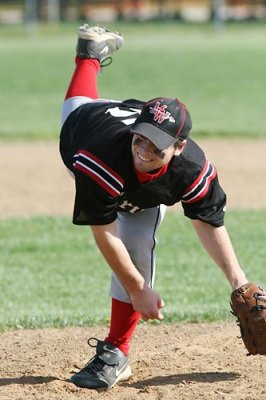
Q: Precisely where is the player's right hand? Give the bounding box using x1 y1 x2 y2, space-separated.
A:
130 284 165 321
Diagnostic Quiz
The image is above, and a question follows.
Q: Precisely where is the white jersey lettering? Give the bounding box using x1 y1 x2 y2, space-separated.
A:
119 200 141 214
105 106 141 126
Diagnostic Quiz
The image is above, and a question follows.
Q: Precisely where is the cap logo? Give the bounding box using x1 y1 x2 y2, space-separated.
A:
149 101 176 124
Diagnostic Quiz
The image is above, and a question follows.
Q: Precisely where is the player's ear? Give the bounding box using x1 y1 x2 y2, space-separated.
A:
174 139 187 156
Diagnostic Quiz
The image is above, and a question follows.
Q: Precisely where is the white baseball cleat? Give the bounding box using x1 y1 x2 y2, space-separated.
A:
77 24 124 63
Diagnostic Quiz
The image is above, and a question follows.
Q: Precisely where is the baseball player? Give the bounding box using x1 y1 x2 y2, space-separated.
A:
60 25 265 390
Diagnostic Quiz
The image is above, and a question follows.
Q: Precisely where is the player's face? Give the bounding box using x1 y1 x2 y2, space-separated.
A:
131 133 181 173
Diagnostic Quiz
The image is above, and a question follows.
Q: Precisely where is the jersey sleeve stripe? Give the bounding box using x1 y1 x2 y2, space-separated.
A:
183 159 210 197
76 149 124 185
181 165 217 204
73 149 124 198
74 161 121 198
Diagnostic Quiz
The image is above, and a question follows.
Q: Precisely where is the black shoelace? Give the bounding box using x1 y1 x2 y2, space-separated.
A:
85 356 105 373
100 57 112 68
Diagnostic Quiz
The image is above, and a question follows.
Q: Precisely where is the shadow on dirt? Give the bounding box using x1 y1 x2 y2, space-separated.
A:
0 375 59 386
123 371 241 388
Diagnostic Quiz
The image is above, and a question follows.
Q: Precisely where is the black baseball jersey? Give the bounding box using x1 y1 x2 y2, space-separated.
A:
60 99 226 227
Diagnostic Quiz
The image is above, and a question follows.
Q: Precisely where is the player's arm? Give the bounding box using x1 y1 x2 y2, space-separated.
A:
91 221 164 321
191 219 248 290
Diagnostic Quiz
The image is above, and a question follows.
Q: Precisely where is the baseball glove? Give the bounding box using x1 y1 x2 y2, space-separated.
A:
230 282 266 355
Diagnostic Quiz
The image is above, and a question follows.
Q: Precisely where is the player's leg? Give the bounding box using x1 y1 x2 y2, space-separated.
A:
61 57 100 126
60 25 123 178
111 205 167 303
105 205 167 351
70 206 167 390
67 26 131 391
106 205 166 348
61 25 124 125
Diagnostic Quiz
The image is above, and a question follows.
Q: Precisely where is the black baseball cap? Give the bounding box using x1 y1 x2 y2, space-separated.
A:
130 97 192 150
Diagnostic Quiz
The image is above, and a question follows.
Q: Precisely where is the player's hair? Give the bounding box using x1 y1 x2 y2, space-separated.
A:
174 138 185 148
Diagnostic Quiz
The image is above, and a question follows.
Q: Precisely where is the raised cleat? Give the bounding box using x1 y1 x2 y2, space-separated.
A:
77 24 124 63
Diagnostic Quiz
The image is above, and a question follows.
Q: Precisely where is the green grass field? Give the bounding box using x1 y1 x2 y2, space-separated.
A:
0 211 265 330
0 21 266 140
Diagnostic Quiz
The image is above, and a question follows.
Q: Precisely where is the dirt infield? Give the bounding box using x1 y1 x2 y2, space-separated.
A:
0 140 265 399
1 323 266 400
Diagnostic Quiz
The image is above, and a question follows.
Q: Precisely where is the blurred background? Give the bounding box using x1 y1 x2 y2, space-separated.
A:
1 1 266 25
0 1 266 141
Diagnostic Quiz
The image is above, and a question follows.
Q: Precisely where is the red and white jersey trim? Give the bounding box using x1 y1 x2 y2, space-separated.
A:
73 149 124 198
181 159 217 204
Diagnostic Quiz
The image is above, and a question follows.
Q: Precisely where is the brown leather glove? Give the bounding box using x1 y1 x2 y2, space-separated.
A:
230 282 266 355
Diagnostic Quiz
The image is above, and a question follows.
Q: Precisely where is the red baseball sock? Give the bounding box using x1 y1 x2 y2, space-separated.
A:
65 56 100 100
105 298 141 356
